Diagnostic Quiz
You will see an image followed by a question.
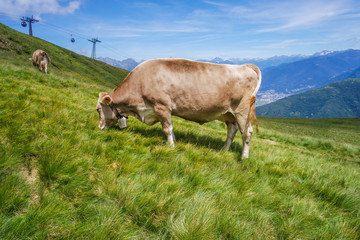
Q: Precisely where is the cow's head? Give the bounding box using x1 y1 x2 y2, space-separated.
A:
96 92 117 130
40 52 48 61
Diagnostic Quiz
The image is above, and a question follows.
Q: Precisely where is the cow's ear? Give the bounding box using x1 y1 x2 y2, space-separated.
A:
101 95 112 105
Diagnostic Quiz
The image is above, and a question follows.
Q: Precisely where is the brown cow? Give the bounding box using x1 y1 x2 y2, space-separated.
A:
29 49 59 74
96 59 261 158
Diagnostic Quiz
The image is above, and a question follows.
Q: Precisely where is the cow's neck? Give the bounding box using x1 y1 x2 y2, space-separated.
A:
110 80 142 115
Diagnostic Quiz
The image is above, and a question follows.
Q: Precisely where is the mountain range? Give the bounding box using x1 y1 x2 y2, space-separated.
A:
258 49 360 103
197 54 308 69
98 54 308 71
97 57 140 71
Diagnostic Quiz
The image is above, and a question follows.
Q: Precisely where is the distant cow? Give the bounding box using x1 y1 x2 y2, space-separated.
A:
96 59 261 158
29 49 59 74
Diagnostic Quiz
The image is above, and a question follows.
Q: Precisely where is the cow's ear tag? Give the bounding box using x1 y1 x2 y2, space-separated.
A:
102 95 112 105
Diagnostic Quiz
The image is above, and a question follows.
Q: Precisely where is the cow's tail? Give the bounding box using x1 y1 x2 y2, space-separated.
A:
44 53 60 70
247 64 262 133
47 55 60 70
50 61 60 70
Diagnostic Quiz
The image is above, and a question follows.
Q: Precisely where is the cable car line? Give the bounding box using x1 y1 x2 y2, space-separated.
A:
1 12 130 60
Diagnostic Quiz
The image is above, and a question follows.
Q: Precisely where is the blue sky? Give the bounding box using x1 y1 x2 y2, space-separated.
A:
1 0 360 61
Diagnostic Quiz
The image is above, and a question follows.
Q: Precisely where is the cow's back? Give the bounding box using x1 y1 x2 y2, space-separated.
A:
32 49 43 66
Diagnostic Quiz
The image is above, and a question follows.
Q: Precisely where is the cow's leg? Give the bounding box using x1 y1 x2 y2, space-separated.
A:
235 113 253 159
154 104 175 147
161 118 175 147
244 123 254 158
223 122 238 150
172 128 176 141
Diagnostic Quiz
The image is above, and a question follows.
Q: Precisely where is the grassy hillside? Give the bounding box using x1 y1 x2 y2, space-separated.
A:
257 78 360 118
0 23 128 88
1 23 360 239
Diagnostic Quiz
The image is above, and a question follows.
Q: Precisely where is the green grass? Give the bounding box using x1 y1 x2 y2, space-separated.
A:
258 117 360 145
1 23 360 239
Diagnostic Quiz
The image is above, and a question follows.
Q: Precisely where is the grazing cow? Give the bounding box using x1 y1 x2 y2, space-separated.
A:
29 49 59 74
96 59 261 158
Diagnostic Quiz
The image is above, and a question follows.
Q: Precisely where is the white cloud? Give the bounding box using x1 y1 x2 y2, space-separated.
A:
0 0 81 18
84 23 210 41
203 0 228 8
256 39 328 50
79 49 88 54
203 0 358 33
256 0 353 32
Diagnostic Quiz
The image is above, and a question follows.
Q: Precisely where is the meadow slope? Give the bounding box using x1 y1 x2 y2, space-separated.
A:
1 24 360 239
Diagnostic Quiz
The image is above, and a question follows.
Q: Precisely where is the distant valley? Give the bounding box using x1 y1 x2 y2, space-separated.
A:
259 49 360 103
257 78 360 118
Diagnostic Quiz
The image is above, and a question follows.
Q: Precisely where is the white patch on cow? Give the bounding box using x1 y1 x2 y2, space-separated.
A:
137 105 158 125
242 145 250 158
168 124 175 147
